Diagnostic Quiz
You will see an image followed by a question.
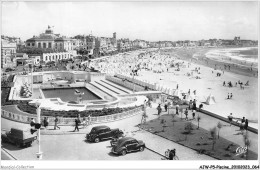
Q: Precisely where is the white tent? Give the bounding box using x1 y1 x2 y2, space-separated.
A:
206 94 216 105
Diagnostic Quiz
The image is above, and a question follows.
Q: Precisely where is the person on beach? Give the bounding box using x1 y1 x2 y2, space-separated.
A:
188 89 190 95
230 93 233 99
228 113 233 126
157 104 162 116
193 90 196 95
176 84 178 89
227 93 230 99
184 108 188 120
223 81 226 86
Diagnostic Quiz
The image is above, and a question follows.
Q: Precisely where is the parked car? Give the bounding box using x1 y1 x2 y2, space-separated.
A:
86 125 123 143
110 135 125 147
1 128 37 148
111 137 145 156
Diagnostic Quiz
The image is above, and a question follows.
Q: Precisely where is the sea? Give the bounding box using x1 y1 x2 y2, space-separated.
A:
205 47 258 69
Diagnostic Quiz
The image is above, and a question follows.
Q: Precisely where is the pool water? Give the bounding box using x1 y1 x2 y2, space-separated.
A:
42 88 101 102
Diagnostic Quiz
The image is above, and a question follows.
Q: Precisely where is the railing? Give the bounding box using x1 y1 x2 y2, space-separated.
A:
1 106 143 126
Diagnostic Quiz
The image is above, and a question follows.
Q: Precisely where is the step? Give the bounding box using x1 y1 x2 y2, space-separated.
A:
89 82 118 97
85 83 115 101
101 80 133 94
95 81 125 95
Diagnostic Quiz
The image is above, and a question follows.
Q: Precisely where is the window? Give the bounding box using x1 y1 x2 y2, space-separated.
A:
48 43 51 48
46 56 48 61
38 43 41 48
27 43 30 46
43 43 46 48
32 43 35 47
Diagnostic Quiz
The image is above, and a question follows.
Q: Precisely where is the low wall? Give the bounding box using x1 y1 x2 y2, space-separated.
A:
1 106 143 126
200 109 258 134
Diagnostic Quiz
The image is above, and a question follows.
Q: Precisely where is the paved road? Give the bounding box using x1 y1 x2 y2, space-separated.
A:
1 134 162 160
1 109 215 160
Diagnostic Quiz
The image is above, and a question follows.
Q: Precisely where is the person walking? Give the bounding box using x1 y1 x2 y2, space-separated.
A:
230 93 233 99
54 116 60 130
157 104 162 117
73 118 79 132
192 110 195 120
175 105 179 115
192 99 196 110
164 103 168 112
184 108 188 120
189 100 193 110
43 117 49 129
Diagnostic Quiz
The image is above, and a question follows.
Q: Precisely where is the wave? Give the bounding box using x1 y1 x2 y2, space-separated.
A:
205 47 258 69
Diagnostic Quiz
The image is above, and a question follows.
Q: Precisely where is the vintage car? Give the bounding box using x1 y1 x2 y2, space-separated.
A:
86 125 123 143
110 135 125 147
1 128 37 148
111 137 145 156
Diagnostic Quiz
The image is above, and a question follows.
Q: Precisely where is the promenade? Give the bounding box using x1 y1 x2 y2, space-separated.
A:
2 101 257 160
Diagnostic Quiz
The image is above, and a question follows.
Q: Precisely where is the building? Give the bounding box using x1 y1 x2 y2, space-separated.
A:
1 39 17 68
26 26 74 52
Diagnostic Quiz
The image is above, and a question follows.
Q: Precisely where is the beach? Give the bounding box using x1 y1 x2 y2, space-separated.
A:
89 47 258 129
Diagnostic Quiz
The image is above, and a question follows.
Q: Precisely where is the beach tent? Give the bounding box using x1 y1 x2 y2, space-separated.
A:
206 94 216 105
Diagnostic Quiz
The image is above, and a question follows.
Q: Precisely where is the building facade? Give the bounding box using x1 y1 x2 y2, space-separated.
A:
1 39 17 68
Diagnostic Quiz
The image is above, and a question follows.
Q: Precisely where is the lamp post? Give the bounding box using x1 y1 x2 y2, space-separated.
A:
132 69 135 93
36 102 43 160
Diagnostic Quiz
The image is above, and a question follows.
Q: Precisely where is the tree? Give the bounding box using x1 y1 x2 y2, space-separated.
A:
197 115 201 129
160 119 166 132
243 131 251 160
217 122 223 139
184 122 193 141
210 127 217 150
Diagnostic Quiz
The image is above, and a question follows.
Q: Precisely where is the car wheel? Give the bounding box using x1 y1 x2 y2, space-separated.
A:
121 150 127 156
27 142 32 147
94 138 100 143
139 146 144 152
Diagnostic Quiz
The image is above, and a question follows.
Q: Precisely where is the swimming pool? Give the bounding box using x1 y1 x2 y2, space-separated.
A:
42 88 102 102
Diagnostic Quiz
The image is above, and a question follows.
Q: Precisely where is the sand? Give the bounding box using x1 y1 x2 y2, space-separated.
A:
135 47 258 129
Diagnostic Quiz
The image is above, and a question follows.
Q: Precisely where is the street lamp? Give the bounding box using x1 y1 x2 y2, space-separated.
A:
35 102 43 160
132 69 135 92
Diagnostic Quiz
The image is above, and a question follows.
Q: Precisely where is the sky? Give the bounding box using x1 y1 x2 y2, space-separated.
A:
1 1 259 42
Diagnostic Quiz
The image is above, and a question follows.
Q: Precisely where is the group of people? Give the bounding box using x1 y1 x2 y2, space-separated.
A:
228 113 249 131
223 80 249 90
227 93 233 99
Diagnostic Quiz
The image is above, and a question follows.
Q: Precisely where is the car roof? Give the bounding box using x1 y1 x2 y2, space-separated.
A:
118 137 136 143
92 125 109 130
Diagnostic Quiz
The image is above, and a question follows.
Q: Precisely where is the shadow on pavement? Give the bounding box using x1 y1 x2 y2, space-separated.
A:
1 142 33 151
